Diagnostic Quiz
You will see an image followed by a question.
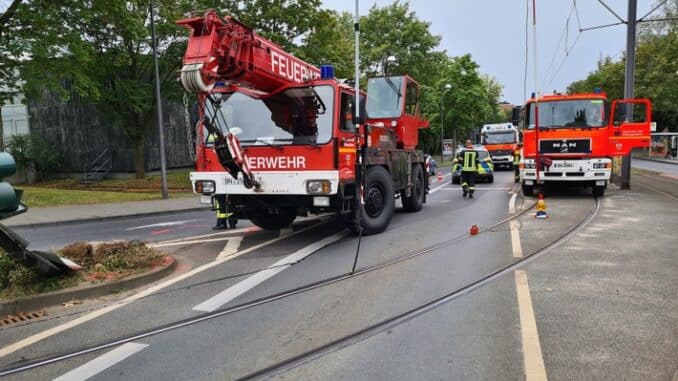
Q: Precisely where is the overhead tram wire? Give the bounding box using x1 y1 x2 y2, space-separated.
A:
543 0 585 90
542 2 576 90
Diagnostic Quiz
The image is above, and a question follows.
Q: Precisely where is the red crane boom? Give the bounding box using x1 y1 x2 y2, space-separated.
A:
177 11 321 95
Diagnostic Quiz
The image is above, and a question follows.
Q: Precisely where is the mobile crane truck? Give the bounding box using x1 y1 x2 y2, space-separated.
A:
177 11 430 235
518 90 651 197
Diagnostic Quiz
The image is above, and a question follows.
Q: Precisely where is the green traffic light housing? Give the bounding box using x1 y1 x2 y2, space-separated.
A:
0 152 26 219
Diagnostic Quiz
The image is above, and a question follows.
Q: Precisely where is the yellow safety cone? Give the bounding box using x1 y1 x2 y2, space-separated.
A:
535 193 548 219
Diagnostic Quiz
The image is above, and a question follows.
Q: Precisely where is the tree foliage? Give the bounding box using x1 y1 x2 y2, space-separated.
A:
568 1 677 130
296 10 355 79
6 0 505 171
9 0 195 178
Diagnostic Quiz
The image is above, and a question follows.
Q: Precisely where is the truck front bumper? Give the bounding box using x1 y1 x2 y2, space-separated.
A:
520 158 611 184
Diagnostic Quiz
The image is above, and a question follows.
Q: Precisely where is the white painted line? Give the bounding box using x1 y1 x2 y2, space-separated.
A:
510 221 523 258
152 226 259 244
125 219 200 231
149 236 231 248
509 193 523 258
515 270 548 381
279 227 293 237
53 342 148 381
437 187 512 191
509 192 518 214
0 222 326 358
193 231 347 312
216 237 243 260
428 172 452 194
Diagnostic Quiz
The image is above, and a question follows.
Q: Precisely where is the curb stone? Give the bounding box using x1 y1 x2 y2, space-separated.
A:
0 256 177 316
5 206 211 229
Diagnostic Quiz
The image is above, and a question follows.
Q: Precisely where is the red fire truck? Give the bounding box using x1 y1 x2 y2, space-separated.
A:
480 123 520 169
518 91 651 197
177 11 429 234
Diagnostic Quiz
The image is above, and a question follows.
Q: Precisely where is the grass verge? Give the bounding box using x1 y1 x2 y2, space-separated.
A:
19 169 194 207
0 242 166 300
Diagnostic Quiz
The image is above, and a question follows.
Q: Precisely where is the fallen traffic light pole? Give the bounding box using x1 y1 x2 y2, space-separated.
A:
0 152 81 275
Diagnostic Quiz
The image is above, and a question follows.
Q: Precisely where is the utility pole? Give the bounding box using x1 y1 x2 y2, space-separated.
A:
620 0 637 190
150 0 169 199
440 84 451 161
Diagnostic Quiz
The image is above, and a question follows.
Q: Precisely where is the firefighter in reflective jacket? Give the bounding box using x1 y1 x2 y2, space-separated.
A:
212 195 237 230
207 133 238 230
454 140 480 198
513 143 522 183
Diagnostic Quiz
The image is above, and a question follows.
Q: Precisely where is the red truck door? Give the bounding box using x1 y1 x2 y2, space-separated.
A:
608 98 652 156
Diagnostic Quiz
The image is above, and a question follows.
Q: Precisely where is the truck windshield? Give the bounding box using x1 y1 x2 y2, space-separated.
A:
483 131 516 144
204 85 334 146
528 99 606 129
366 76 403 118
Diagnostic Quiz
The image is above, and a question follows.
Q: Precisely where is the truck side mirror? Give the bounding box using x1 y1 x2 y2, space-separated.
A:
511 106 521 125
352 96 366 125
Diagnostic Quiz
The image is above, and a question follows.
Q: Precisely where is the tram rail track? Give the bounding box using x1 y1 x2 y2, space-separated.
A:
0 195 602 378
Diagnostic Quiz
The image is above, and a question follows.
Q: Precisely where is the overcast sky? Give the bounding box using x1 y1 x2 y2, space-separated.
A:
322 0 660 104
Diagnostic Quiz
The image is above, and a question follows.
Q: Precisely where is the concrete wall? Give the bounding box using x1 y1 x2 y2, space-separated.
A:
28 91 194 173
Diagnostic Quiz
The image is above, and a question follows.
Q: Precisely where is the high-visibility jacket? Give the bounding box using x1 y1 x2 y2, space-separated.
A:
513 149 521 165
458 150 479 172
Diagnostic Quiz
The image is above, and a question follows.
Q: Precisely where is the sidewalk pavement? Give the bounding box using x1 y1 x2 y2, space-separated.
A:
633 155 678 165
2 196 209 228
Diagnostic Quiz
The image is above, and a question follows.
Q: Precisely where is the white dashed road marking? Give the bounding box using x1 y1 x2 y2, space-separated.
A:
193 231 347 312
53 342 148 381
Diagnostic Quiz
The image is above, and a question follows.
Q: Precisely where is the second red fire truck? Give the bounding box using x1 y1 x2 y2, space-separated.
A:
518 90 652 197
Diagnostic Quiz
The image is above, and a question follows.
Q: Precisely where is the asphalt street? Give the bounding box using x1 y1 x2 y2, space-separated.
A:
1 167 676 380
13 210 250 252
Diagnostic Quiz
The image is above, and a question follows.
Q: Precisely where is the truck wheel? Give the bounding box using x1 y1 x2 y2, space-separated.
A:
592 185 605 197
360 166 394 235
402 164 425 212
249 208 296 230
487 174 494 183
522 183 534 196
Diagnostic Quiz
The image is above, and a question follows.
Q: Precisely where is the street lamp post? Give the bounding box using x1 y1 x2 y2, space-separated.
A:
440 84 452 162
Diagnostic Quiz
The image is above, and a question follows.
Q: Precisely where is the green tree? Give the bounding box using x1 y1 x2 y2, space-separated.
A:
430 55 503 151
0 0 23 150
296 10 355 79
197 0 323 53
9 1 326 178
360 1 441 81
11 0 194 178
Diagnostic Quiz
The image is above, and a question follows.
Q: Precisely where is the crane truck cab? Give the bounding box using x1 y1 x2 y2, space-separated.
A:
518 91 652 197
480 123 519 169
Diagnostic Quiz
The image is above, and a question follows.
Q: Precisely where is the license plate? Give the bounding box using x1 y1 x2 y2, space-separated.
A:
553 161 574 168
200 195 212 204
225 177 243 185
595 180 606 186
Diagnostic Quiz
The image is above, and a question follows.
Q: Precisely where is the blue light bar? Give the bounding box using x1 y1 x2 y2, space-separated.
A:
593 87 602 94
320 65 334 80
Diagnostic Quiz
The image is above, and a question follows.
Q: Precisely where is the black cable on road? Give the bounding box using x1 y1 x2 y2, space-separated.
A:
239 197 601 381
0 196 537 377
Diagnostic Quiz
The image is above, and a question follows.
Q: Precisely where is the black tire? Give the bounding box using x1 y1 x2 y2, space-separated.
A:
592 185 605 197
522 183 534 196
249 208 296 230
402 164 425 212
487 174 494 183
360 166 395 235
